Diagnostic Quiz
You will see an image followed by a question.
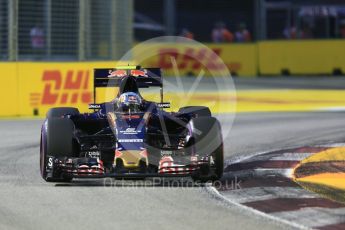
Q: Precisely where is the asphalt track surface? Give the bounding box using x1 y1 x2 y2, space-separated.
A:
1 78 345 230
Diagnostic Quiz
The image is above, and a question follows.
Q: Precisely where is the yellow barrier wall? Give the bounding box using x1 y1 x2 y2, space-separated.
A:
259 40 345 75
134 43 257 77
0 63 18 116
1 40 345 117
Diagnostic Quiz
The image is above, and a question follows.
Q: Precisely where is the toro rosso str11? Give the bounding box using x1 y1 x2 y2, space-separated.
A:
40 66 224 182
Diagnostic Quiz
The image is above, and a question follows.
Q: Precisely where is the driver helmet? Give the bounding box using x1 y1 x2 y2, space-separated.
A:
117 92 142 113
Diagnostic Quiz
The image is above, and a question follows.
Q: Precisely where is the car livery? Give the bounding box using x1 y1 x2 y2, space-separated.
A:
40 65 224 182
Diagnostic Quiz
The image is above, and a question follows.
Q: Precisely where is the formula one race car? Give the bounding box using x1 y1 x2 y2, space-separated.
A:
40 66 223 182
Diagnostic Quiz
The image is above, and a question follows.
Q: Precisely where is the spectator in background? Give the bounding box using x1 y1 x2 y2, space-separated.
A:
30 23 45 58
179 28 194 40
283 25 297 39
212 21 234 43
340 21 345 38
299 24 313 39
235 23 251 42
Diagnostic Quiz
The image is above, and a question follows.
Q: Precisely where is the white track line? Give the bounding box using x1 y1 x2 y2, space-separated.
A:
224 168 294 178
205 186 310 230
252 152 315 162
225 149 283 165
221 186 319 203
316 143 345 148
317 107 345 112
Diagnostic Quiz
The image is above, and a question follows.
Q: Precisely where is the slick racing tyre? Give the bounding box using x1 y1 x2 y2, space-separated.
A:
46 107 79 119
188 117 224 182
178 106 211 117
40 118 75 182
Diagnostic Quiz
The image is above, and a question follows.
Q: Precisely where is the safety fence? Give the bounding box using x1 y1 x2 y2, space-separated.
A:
1 0 133 61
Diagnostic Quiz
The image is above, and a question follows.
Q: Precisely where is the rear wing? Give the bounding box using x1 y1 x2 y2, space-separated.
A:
92 66 164 104
94 67 162 88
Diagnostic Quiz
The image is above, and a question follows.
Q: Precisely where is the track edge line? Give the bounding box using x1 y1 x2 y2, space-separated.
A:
204 186 311 230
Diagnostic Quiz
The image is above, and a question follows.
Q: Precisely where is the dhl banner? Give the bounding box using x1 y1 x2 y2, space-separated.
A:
5 62 126 117
133 43 257 77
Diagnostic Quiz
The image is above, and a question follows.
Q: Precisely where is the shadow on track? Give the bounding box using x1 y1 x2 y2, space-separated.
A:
54 177 211 188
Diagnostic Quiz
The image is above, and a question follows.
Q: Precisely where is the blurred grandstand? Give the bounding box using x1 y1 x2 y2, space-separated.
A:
1 0 345 117
0 0 133 61
1 0 345 61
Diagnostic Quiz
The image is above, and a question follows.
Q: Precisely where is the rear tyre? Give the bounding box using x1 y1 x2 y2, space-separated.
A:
178 106 211 117
188 117 224 182
40 118 75 182
46 107 79 119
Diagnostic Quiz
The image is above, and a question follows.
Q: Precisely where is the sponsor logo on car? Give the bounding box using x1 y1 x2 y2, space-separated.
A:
118 139 144 143
160 150 173 156
85 151 100 158
47 157 53 168
88 104 101 109
107 69 148 78
157 102 171 108
130 69 148 77
119 127 140 134
121 115 140 119
108 69 127 78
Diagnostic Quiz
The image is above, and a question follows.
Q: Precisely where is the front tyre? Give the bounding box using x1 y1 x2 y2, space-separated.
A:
179 106 211 117
188 117 224 182
46 107 79 119
40 130 48 180
40 118 75 182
